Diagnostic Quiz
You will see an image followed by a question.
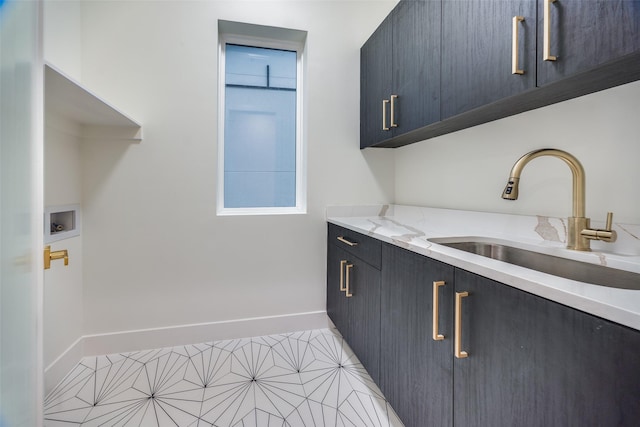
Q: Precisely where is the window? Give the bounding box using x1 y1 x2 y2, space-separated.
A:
217 22 306 215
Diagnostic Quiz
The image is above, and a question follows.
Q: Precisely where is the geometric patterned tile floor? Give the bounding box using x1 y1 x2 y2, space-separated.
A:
44 328 404 426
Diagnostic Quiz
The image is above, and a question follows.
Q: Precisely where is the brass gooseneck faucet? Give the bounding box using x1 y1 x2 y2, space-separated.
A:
502 148 616 251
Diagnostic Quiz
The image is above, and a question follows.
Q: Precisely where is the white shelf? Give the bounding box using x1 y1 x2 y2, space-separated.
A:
44 63 143 141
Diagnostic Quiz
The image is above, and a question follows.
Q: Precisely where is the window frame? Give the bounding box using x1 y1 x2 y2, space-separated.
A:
217 30 306 216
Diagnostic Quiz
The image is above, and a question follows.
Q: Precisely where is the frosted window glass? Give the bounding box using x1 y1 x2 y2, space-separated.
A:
226 45 296 89
224 45 297 208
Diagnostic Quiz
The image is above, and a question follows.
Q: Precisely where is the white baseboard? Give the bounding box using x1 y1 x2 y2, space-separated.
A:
44 337 84 396
44 311 330 396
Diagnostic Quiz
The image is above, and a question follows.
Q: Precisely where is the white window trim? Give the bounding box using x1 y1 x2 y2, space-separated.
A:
217 30 307 216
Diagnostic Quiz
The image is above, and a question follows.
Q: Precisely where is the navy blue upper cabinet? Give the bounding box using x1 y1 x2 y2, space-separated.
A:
441 0 640 119
360 13 393 148
361 0 640 149
360 0 441 149
536 0 640 86
441 0 537 119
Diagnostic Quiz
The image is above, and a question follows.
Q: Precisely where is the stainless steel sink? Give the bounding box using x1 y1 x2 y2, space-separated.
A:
428 239 640 290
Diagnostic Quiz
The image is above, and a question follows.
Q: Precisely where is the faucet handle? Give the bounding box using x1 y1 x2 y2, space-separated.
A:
605 212 614 231
581 212 617 243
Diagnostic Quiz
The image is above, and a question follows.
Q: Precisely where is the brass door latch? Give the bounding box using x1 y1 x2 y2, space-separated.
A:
44 245 68 270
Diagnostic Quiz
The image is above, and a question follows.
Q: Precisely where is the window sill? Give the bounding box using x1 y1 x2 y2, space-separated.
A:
216 206 307 216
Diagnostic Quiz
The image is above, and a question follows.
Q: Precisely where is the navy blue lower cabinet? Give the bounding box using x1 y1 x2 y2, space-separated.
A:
328 225 640 426
327 224 381 384
453 268 640 427
380 243 455 427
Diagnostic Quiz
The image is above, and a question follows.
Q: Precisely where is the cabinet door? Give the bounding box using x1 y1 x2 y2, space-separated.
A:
441 0 537 119
381 244 454 427
537 0 640 86
327 244 350 338
392 0 441 134
327 242 381 383
361 13 393 148
346 255 382 384
454 268 640 427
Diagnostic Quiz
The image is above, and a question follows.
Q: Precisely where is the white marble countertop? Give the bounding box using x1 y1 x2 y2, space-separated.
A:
326 205 640 331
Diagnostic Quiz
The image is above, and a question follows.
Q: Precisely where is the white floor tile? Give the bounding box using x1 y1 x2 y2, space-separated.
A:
44 328 403 427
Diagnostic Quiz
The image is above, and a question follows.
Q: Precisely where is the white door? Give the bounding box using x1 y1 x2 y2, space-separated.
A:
0 0 44 425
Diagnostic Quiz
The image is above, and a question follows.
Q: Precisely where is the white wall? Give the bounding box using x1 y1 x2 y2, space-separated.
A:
43 114 84 373
43 0 85 377
395 80 640 225
43 0 83 80
78 1 396 335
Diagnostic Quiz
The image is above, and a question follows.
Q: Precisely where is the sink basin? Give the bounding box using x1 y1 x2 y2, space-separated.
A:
428 238 640 290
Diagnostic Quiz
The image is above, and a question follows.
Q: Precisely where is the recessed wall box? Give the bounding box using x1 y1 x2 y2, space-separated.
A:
45 204 81 243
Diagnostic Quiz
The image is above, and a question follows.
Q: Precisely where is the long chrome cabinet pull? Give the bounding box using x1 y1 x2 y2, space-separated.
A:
390 95 398 128
544 0 558 61
339 260 347 292
382 99 390 131
345 264 354 297
455 291 469 358
337 236 358 247
433 281 446 341
512 16 525 75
